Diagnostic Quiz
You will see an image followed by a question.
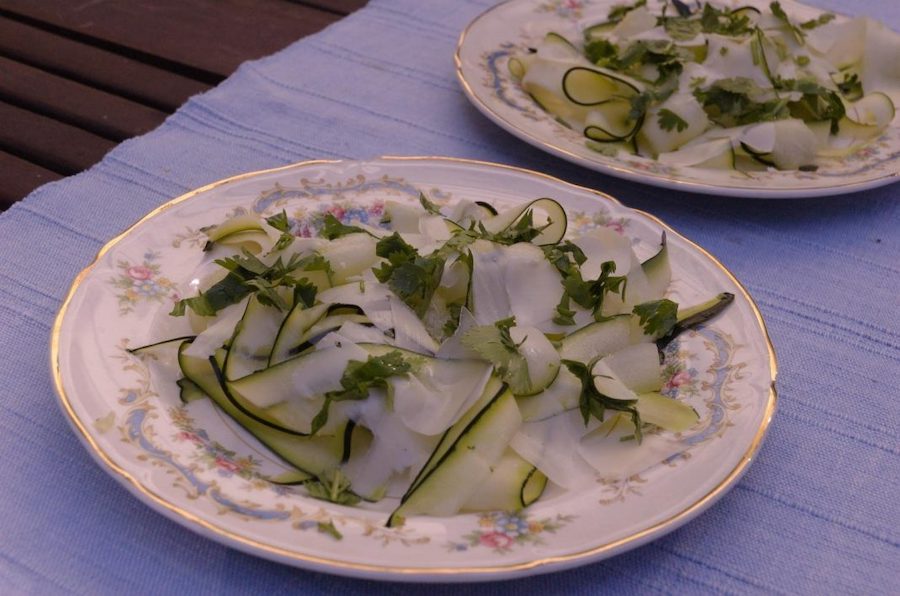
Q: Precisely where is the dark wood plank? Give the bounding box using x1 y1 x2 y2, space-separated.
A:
0 56 168 141
0 151 62 210
293 0 368 15
0 16 210 112
0 102 116 174
0 0 341 78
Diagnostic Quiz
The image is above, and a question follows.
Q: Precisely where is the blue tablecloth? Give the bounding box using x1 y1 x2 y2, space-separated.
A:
1 0 897 593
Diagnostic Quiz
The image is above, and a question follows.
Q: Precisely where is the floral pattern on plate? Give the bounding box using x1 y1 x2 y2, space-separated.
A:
53 157 776 580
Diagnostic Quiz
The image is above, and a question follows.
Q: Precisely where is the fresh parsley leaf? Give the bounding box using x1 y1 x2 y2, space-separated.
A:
418 192 442 215
562 359 643 440
699 3 754 36
373 233 445 317
487 209 553 245
303 469 360 507
777 77 846 132
799 12 835 30
770 1 805 44
461 318 532 395
835 72 863 101
584 38 617 64
657 108 689 132
320 213 367 240
265 210 291 232
170 251 331 317
607 0 646 23
317 520 343 540
633 299 679 336
266 211 296 252
310 351 414 434
694 78 790 127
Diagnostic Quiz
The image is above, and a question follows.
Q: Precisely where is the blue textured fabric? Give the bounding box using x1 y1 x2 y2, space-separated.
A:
1 1 897 593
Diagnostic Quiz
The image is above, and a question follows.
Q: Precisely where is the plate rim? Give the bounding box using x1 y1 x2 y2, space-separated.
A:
50 156 778 581
454 0 900 199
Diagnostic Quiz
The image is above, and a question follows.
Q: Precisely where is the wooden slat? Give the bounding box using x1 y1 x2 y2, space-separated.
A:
0 102 116 174
0 17 210 112
0 0 341 78
293 0 369 15
0 151 62 210
0 56 168 140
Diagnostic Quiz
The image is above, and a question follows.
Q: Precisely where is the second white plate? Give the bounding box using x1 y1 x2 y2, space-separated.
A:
455 0 900 198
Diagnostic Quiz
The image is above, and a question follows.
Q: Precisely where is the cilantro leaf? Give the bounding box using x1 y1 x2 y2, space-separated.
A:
170 251 331 317
461 318 532 395
633 299 679 337
303 469 360 508
266 211 296 251
310 351 414 434
562 359 643 440
265 210 291 232
320 213 367 240
770 1 805 44
694 78 790 127
485 209 553 245
657 108 689 132
373 233 445 317
799 12 835 30
606 0 646 23
418 192 442 215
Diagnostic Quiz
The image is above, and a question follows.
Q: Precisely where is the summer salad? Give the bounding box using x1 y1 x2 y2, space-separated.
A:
132 195 732 526
508 0 899 171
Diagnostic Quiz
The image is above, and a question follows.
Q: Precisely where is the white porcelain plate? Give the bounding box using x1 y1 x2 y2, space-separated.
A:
52 157 776 581
456 0 900 198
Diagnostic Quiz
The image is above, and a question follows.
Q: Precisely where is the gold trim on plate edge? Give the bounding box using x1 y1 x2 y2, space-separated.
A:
50 156 778 579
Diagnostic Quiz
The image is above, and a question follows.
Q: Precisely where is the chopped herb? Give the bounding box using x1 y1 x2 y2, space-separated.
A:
694 77 790 127
462 317 532 394
657 108 689 132
836 72 863 101
443 302 464 337
317 520 343 540
777 77 845 133
265 210 296 251
310 351 414 434
794 55 810 67
170 251 331 317
320 213 367 240
770 2 805 44
304 469 360 507
607 0 647 23
584 38 618 64
562 359 643 441
689 76 707 88
799 12 835 30
699 3 755 37
418 192 442 215
633 299 679 337
373 233 445 317
485 209 553 245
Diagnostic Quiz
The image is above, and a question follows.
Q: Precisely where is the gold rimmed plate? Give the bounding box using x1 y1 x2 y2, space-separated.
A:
455 0 899 198
51 157 776 581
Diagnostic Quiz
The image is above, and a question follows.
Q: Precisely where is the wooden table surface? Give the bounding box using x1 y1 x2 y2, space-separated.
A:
0 0 367 210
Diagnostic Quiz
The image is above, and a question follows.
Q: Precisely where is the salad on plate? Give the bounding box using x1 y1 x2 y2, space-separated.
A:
508 0 899 171
132 193 733 527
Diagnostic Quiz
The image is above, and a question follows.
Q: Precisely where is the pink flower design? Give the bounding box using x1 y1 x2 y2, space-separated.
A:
215 457 241 474
665 371 692 390
479 531 515 549
126 265 153 281
177 431 202 444
605 221 625 234
328 206 346 220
